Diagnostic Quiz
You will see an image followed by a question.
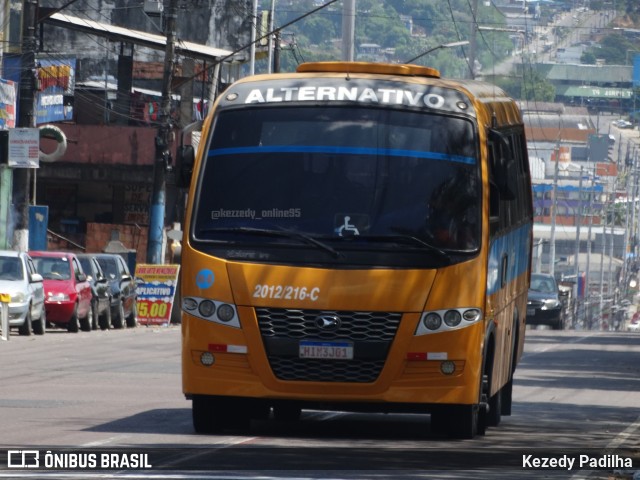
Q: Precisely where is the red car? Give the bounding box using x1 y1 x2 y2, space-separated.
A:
30 251 93 332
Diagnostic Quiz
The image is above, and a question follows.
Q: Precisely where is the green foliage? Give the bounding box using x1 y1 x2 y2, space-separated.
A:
260 0 511 76
492 69 556 102
583 33 640 65
581 51 597 65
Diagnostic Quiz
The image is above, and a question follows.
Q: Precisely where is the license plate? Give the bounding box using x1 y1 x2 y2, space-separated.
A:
527 308 535 316
299 341 353 360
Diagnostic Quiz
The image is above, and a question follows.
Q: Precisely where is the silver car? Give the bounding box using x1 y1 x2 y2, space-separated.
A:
0 250 46 335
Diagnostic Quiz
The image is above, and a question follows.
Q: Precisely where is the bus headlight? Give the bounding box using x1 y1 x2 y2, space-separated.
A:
423 312 442 330
444 310 461 327
463 309 481 322
416 308 483 335
217 304 235 322
183 296 241 328
183 297 198 311
198 300 216 318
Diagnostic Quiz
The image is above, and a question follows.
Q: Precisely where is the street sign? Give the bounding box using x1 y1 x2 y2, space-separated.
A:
8 128 39 168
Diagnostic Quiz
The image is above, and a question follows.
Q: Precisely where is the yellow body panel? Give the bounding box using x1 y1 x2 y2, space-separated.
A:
182 247 489 405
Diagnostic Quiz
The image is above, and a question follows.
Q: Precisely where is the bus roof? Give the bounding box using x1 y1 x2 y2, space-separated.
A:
220 62 523 128
297 61 441 79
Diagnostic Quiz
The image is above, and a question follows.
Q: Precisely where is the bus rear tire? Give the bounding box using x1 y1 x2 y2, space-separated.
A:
501 378 513 416
486 388 502 427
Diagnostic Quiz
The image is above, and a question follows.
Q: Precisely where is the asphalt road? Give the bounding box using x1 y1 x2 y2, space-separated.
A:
0 325 638 480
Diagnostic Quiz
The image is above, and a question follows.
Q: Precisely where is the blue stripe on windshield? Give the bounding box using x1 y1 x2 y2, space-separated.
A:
209 145 476 165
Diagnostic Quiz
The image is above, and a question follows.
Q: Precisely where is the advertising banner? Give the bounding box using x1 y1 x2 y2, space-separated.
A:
35 58 76 124
134 264 180 325
0 79 16 130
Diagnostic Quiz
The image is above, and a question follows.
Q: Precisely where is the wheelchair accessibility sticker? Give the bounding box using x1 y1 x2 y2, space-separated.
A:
335 214 368 237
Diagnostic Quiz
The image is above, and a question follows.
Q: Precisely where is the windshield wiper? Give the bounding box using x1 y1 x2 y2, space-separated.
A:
339 233 450 260
198 226 343 259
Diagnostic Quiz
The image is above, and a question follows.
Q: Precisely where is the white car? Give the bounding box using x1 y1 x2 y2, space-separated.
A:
0 250 46 335
613 119 633 129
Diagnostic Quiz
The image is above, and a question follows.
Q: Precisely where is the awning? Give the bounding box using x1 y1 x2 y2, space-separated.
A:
556 85 633 99
43 12 235 64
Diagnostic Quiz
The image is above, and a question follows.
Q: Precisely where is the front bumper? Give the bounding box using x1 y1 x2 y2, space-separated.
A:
8 302 29 326
526 306 562 326
45 300 76 324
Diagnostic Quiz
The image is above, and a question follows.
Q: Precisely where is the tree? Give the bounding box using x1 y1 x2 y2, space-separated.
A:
581 51 597 65
583 33 639 65
297 15 337 47
492 69 555 102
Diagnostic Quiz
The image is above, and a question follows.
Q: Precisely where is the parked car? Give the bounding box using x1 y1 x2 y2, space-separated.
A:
0 250 46 335
527 273 564 330
93 254 137 328
77 254 112 330
30 251 93 332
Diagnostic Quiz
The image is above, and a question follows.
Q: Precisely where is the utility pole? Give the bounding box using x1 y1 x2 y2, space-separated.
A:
468 0 478 78
146 0 177 264
13 0 38 252
266 0 276 74
273 31 281 73
249 0 258 74
342 0 355 61
573 167 583 325
585 182 594 328
549 140 561 276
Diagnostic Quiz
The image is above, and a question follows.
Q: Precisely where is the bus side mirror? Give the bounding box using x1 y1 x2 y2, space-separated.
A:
176 145 195 189
489 129 516 201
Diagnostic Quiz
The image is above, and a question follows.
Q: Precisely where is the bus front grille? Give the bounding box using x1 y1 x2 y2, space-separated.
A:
268 357 386 383
256 308 401 383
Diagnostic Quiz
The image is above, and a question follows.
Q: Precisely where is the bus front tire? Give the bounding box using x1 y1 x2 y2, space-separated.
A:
192 395 250 434
431 404 480 439
192 395 218 434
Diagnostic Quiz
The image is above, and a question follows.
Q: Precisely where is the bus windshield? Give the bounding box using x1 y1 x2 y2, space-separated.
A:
193 106 480 266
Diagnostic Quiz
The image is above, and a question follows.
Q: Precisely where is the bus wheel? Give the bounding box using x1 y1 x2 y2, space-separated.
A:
431 404 479 439
192 396 250 434
501 378 513 416
482 366 501 427
486 388 502 427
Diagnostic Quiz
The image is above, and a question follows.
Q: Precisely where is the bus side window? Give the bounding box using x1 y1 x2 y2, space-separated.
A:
489 128 524 232
489 181 500 235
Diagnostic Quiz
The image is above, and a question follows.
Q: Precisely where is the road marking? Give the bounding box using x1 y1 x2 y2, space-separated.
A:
82 435 131 447
521 331 597 359
569 414 640 480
